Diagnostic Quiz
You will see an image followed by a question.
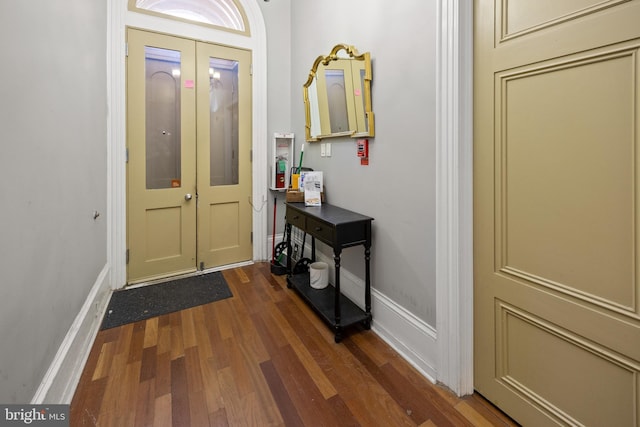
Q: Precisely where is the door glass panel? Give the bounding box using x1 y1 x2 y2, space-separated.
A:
132 0 247 33
145 47 182 189
209 57 239 186
325 69 349 133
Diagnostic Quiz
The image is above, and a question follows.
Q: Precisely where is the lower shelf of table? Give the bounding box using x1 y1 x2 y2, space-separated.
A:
286 273 371 340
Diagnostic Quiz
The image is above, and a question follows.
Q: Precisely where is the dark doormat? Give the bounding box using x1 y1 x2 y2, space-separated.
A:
101 272 232 330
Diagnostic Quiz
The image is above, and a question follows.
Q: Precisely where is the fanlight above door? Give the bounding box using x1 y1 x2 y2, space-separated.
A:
303 44 374 141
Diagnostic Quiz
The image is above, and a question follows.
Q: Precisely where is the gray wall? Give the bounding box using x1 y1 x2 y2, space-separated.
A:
0 2 107 403
258 0 294 237
289 0 439 325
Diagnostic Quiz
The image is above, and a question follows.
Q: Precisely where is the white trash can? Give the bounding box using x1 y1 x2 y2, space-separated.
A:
309 262 329 289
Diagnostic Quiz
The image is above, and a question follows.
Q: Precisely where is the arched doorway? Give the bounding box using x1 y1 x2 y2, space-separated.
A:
108 0 268 287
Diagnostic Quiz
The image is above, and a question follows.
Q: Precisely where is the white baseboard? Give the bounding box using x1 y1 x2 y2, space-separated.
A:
32 264 113 404
370 289 438 383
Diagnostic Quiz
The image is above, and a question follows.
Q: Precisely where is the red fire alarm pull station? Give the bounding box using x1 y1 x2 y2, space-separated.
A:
357 139 369 165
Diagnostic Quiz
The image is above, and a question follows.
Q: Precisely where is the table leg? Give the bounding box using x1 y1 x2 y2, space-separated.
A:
364 244 372 329
286 222 292 288
334 248 342 342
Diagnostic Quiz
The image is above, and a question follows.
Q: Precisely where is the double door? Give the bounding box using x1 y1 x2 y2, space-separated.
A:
127 29 252 284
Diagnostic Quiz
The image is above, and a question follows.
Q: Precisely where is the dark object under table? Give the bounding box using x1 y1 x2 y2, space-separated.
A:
285 202 373 343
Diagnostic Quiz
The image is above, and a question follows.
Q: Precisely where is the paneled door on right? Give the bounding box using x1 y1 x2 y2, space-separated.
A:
474 1 640 426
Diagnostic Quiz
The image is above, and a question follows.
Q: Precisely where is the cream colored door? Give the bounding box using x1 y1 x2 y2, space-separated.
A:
127 29 252 283
127 29 197 283
196 43 252 268
474 1 640 426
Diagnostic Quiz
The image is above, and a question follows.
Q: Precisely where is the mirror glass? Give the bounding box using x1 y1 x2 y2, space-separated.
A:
303 44 374 141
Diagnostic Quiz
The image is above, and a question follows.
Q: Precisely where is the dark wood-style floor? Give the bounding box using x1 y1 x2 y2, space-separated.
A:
71 262 518 426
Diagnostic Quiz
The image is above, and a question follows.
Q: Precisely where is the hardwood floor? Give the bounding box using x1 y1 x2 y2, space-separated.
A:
71 262 518 426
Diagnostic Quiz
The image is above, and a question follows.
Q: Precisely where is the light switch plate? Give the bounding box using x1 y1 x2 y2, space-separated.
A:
326 143 332 157
320 143 326 157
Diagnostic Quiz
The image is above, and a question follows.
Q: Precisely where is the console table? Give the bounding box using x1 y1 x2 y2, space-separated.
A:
285 202 373 342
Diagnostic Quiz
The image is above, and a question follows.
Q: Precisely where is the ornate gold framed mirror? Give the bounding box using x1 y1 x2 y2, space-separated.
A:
303 44 374 141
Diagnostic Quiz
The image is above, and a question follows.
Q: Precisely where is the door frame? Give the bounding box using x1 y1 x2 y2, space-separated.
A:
107 0 268 287
107 0 476 397
434 0 474 396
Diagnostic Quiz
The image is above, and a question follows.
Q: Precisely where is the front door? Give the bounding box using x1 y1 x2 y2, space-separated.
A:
474 1 640 425
127 29 252 284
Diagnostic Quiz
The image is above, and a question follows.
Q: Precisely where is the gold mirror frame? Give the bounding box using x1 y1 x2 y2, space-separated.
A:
303 44 374 142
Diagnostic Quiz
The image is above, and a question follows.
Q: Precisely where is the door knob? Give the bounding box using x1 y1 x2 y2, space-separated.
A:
185 193 193 201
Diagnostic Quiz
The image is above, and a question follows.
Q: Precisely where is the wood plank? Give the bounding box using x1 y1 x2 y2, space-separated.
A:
139 345 157 383
455 400 496 427
230 267 250 284
77 330 108 384
184 346 204 393
250 305 290 355
154 393 172 427
256 262 287 301
326 393 361 427
158 313 170 328
99 352 128 416
187 389 210 427
343 337 435 425
237 350 283 426
202 302 231 370
69 376 107 426
127 320 146 364
155 351 172 398
143 316 159 348
157 322 171 355
180 308 198 349
463 394 521 427
208 407 229 427
349 326 400 367
226 338 254 398
117 359 142 427
114 323 134 356
259 359 304 427
134 378 156 427
270 343 344 426
170 356 190 427
254 308 337 400
216 366 243 424
212 299 236 341
191 305 214 360
199 355 224 415
91 341 117 381
169 311 184 360
237 392 274 426
224 282 270 364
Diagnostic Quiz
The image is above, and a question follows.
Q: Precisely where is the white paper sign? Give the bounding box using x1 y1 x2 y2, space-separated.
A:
302 171 323 206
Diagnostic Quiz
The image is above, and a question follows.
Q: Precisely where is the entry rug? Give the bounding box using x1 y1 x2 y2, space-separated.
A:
100 272 232 330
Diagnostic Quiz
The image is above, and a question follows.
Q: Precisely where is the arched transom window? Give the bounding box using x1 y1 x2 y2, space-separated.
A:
131 0 248 34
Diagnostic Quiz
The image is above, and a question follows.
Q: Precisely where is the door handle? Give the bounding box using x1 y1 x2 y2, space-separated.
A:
185 193 193 201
